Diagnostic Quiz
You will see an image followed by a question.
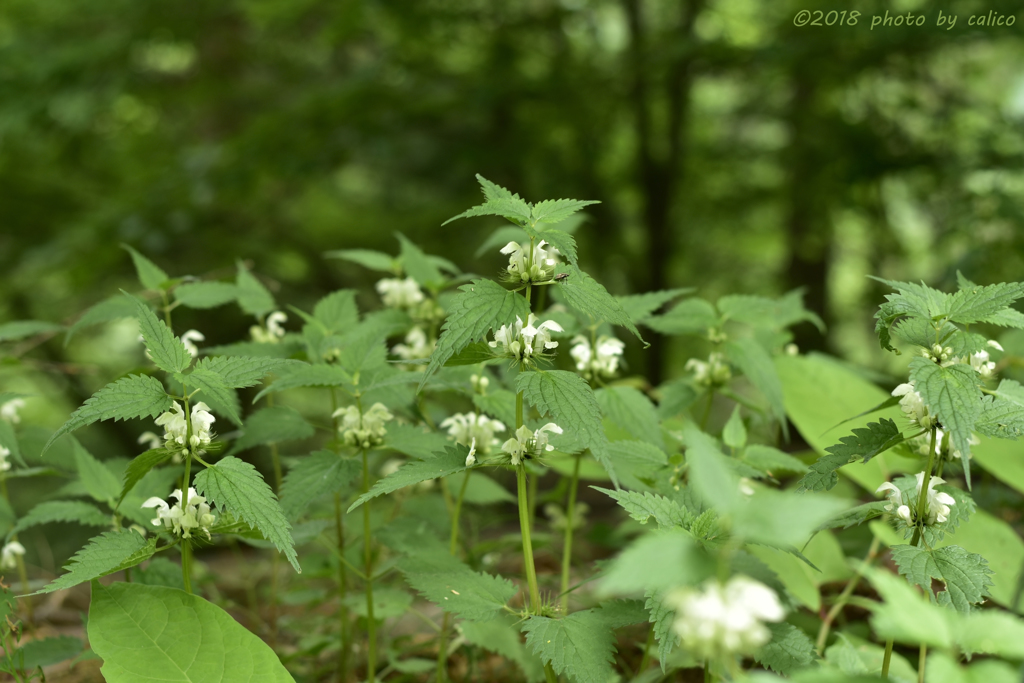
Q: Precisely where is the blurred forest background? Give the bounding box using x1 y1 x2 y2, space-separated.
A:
2 0 1024 415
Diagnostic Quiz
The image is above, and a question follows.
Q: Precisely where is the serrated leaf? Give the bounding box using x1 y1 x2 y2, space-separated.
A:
348 445 470 512
0 320 63 342
35 530 154 594
185 367 241 426
399 548 516 622
516 370 614 483
397 233 444 288
530 198 599 225
645 589 675 670
7 501 110 540
230 406 314 453
593 487 692 528
909 357 981 482
325 248 396 272
756 622 816 674
313 290 359 333
815 501 888 531
527 226 577 266
65 295 139 345
725 337 788 437
235 262 275 317
173 282 239 309
891 544 993 613
253 364 352 403
599 528 713 595
473 389 518 430
718 290 824 332
865 567 953 649
616 288 694 324
74 440 122 503
194 456 298 572
444 175 533 225
974 395 1024 439
419 280 529 390
556 266 644 343
946 282 1024 325
279 450 361 519
43 375 172 455
979 307 1024 328
130 294 191 373
723 405 747 450
871 277 950 321
443 341 496 366
522 609 617 683
742 444 807 477
88 582 295 682
122 245 169 291
798 419 904 492
461 617 545 683
596 386 663 449
195 356 303 389
117 449 171 508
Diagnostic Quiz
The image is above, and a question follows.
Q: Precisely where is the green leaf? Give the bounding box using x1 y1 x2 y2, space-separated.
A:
325 248 396 272
383 423 452 460
718 290 824 332
235 262 276 317
7 500 110 539
974 395 1024 440
0 419 22 467
645 297 718 335
253 364 352 402
946 281 1024 325
173 282 239 309
397 233 444 287
194 456 298 572
865 566 953 649
0 320 63 342
616 288 694 324
909 357 982 483
530 198 599 225
979 307 1024 328
735 488 850 548
756 622 817 674
122 245 169 291
891 544 993 613
348 445 470 512
444 174 533 225
645 589 675 671
599 528 713 595
461 617 545 683
475 225 531 258
798 419 904 492
473 389 518 430
194 356 302 389
556 266 644 343
36 530 154 594
816 502 888 531
74 440 122 503
130 294 191 373
723 405 747 450
594 487 691 528
443 341 496 366
725 337 788 437
313 290 359 333
118 449 171 507
516 370 613 482
88 582 295 682
596 386 663 449
522 609 618 683
185 367 241 426
420 280 529 390
871 277 950 321
279 450 361 520
43 374 173 455
399 548 516 622
742 445 808 477
525 226 577 265
65 294 138 344
15 635 83 670
230 406 314 453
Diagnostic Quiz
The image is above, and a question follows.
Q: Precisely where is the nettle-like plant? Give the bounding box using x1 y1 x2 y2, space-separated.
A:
2 178 1024 683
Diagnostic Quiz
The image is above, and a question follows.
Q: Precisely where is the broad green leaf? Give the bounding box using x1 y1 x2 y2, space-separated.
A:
891 544 993 613
593 487 691 528
742 445 808 477
118 449 171 507
871 277 950 321
399 548 516 622
683 426 741 512
798 419 904 492
596 386 663 449
756 622 816 675
348 445 469 512
122 245 169 291
89 582 295 682
14 635 83 670
725 337 787 436
195 356 303 389
443 174 533 225
313 290 359 333
556 265 644 343
816 502 888 531
865 566 953 649
718 290 824 332
473 389 518 429
325 248 396 272
616 288 693 324
43 374 172 455
530 198 599 225
525 225 577 265
979 307 1024 328
383 423 452 460
946 281 1024 325
184 368 241 426
955 610 1024 660
130 294 191 373
7 500 110 539
0 320 63 342
36 530 154 594
645 589 675 670
343 587 413 619
461 617 545 683
253 364 352 402
419 279 529 390
974 395 1024 440
598 528 712 595
397 233 444 287
74 440 122 503
235 262 275 317
516 370 613 482
723 405 747 449
279 450 360 519
230 406 314 453
645 297 718 335
735 488 850 548
194 456 298 572
443 341 496 366
65 294 137 344
823 634 917 681
909 357 981 483
173 281 239 309
522 609 621 683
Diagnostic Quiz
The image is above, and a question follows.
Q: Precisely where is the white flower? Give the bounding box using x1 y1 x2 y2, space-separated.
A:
1 541 25 570
739 478 755 497
470 373 489 394
0 398 26 424
153 401 216 456
250 311 288 343
988 340 1004 352
376 277 424 309
137 431 163 451
333 403 393 449
969 350 996 379
189 402 216 452
570 335 625 378
891 381 936 429
142 487 216 539
669 575 784 659
500 240 560 284
876 473 956 526
489 314 563 363
875 482 913 525
392 327 433 361
0 446 10 473
784 343 799 357
441 412 506 455
180 329 205 360
465 438 477 467
685 352 731 387
500 423 562 465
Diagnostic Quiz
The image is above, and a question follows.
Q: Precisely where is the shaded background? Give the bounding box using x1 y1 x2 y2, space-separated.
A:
3 0 1024 398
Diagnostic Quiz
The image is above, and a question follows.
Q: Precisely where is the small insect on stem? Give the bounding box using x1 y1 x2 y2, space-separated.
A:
554 272 569 283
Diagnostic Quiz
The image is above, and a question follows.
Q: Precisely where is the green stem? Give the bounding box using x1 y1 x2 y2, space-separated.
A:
917 644 927 683
700 388 715 430
882 639 894 679
437 471 473 683
517 465 542 612
362 449 376 683
560 455 581 615
181 450 193 595
335 492 350 683
910 427 938 548
815 536 882 654
638 623 655 673
1 475 32 623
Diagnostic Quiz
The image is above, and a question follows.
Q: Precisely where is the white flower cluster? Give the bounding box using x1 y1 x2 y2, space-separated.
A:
921 340 1001 378
392 327 433 361
669 575 784 659
968 343 1001 379
570 335 625 379
685 352 732 387
333 403 393 449
440 412 506 455
877 472 956 526
501 423 562 465
1 398 25 424
142 487 216 539
501 240 560 284
0 446 10 473
470 373 489 394
1 541 25 570
490 314 563 363
911 427 979 461
251 311 288 344
891 381 937 429
154 401 216 458
180 330 205 359
376 277 424 310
